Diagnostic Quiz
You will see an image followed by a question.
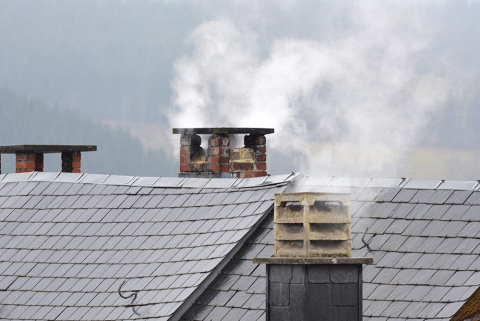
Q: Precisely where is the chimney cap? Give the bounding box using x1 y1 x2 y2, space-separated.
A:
172 127 274 135
0 145 97 154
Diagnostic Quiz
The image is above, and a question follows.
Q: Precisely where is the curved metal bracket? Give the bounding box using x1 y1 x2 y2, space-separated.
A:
118 280 140 316
361 227 374 251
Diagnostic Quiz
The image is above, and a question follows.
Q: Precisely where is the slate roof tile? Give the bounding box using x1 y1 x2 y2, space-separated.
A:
416 237 443 253
402 220 429 236
365 300 391 316
372 268 400 284
453 239 480 255
400 302 430 318
422 204 450 220
465 192 480 205
368 284 396 300
0 182 17 195
132 195 154 208
114 185 132 195
385 219 412 234
369 218 394 234
357 187 384 202
240 309 264 321
405 204 432 220
437 301 465 318
389 203 416 219
408 269 437 286
204 306 231 320
226 291 252 308
438 221 467 237
410 190 436 204
87 184 108 195
413 254 441 269
246 277 266 293
392 189 418 203
427 270 456 286
221 191 243 205
138 187 154 195
224 307 248 319
445 190 473 205
429 190 455 205
381 300 409 317
445 271 474 286
461 205 480 221
420 221 449 237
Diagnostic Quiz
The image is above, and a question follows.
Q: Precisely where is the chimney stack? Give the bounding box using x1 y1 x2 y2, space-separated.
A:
173 128 273 178
0 145 97 174
254 192 373 321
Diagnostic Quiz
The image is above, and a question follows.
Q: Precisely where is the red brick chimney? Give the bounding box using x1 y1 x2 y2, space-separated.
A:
0 145 97 174
173 128 273 178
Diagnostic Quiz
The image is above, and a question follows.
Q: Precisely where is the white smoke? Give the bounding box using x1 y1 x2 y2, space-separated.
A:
168 1 464 177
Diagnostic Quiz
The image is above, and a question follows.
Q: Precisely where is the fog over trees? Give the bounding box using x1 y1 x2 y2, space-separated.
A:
1 0 480 178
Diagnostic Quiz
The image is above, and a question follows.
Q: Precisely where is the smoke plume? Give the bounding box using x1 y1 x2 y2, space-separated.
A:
168 1 464 177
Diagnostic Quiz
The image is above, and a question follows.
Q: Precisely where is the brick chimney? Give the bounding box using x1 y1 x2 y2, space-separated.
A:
0 145 97 174
172 128 273 179
254 192 373 321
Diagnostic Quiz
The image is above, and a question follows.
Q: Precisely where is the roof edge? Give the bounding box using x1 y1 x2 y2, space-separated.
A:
0 171 478 190
0 172 296 189
168 203 275 321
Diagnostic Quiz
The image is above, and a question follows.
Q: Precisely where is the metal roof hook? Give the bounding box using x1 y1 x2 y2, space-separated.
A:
118 280 141 316
361 227 374 251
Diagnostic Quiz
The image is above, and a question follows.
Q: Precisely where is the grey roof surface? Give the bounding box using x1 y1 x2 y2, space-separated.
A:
0 172 290 320
180 215 271 321
2 172 480 320
182 177 480 321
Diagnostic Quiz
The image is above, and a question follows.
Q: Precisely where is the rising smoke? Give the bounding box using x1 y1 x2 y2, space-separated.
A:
168 1 465 177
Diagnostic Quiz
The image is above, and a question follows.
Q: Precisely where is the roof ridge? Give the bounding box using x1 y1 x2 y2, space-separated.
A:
0 171 297 189
297 176 480 191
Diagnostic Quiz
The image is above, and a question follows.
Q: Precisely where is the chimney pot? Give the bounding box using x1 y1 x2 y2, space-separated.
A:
173 127 273 178
274 192 352 257
0 145 96 174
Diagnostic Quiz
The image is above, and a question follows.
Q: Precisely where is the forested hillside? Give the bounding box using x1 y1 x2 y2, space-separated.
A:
0 87 177 176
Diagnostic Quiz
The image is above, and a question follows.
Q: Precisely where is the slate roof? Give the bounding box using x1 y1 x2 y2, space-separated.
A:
2 172 480 320
0 171 290 320
180 213 272 321
182 177 480 321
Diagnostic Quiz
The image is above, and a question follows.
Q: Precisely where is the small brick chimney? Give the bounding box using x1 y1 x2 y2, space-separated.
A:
254 192 373 321
0 145 97 174
172 128 273 179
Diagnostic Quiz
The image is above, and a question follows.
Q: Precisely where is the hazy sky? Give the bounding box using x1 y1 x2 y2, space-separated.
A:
1 0 480 178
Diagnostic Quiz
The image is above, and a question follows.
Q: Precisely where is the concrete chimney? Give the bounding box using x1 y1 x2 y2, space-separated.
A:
254 192 373 321
172 127 273 178
0 145 97 174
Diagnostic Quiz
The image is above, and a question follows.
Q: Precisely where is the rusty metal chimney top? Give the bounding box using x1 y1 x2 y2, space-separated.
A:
172 127 273 179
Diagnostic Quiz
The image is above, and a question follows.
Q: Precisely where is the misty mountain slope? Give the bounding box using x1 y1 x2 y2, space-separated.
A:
0 0 200 122
2 0 479 129
0 87 176 176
